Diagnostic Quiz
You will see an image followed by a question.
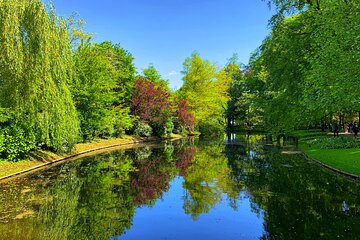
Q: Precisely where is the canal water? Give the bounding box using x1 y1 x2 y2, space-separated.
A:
0 135 359 239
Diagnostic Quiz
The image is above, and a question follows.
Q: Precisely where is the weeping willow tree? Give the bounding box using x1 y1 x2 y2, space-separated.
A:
0 0 79 156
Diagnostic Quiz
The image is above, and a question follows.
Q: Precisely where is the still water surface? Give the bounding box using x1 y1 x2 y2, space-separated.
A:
0 135 359 239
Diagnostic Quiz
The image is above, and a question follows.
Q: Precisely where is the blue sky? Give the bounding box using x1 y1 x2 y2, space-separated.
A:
51 0 274 90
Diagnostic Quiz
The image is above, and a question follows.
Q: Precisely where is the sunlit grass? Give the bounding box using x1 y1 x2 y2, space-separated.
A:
0 136 146 179
300 141 360 176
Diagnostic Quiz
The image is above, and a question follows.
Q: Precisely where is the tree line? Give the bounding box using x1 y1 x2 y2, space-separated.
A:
0 0 232 161
227 0 360 134
2 0 356 160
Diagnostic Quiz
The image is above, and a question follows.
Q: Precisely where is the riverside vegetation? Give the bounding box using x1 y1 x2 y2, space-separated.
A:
0 0 229 162
1 0 360 178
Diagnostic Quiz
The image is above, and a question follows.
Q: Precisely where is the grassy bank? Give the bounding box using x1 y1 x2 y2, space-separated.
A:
295 130 360 176
0 134 183 179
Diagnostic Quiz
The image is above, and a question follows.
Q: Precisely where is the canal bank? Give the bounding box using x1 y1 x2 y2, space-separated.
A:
0 134 185 181
299 151 360 181
282 129 360 180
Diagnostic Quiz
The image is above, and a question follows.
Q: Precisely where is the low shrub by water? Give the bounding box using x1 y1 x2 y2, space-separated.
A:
133 121 153 137
308 137 360 149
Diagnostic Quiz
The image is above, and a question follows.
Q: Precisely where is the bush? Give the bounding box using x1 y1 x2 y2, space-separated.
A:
149 118 174 137
113 108 134 137
0 124 37 161
198 119 225 137
308 137 360 149
133 121 152 137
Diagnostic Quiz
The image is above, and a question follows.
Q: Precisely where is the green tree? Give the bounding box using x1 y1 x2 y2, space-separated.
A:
179 53 230 135
142 64 171 92
73 41 135 140
142 64 162 83
301 2 360 116
260 13 314 133
224 55 244 127
257 0 360 133
0 0 79 155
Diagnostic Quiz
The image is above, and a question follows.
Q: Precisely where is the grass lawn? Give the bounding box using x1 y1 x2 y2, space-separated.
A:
293 129 360 176
300 143 360 176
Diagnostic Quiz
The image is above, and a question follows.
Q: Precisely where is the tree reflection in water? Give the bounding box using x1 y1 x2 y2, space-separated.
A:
0 135 359 240
130 148 177 206
182 143 241 219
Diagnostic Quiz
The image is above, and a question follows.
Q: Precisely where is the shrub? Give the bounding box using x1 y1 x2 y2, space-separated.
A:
133 121 152 137
0 124 37 161
149 118 174 137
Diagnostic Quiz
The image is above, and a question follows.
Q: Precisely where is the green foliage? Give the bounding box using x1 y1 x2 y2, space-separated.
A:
114 107 134 137
164 118 174 137
179 53 230 135
65 13 93 50
73 41 134 140
252 0 360 134
142 64 171 92
150 118 174 137
308 137 360 150
0 124 36 161
198 119 225 137
260 13 312 133
183 144 237 219
133 121 153 137
0 108 12 124
0 110 37 161
147 118 174 138
264 0 317 25
142 64 162 83
224 58 244 125
0 0 80 153
302 2 360 114
224 52 265 129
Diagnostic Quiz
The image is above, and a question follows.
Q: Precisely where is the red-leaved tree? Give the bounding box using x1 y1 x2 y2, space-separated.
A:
131 77 172 125
176 98 195 131
175 146 197 176
130 158 174 205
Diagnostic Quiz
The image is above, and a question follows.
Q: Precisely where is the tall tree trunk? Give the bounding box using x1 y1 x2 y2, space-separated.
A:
339 113 342 131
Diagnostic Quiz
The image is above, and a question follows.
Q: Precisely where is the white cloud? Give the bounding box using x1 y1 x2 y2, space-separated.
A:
168 70 178 76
